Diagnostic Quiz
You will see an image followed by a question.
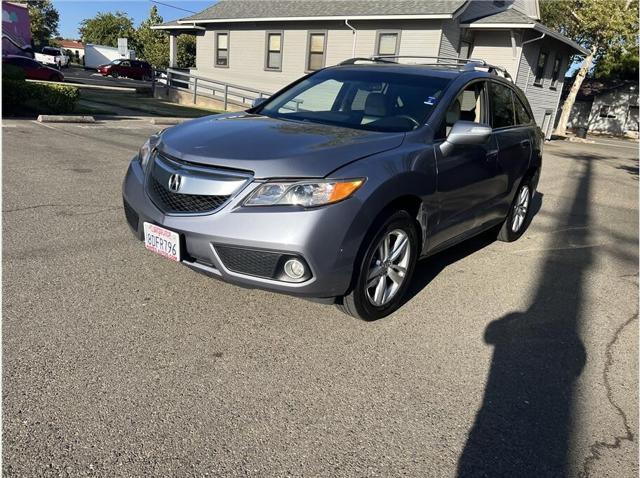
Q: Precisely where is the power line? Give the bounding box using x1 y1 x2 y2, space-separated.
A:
149 1 198 14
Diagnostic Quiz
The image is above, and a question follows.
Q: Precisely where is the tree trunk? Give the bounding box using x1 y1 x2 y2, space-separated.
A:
555 44 597 137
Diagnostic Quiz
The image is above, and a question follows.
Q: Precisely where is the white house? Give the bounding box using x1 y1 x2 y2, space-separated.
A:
155 0 587 138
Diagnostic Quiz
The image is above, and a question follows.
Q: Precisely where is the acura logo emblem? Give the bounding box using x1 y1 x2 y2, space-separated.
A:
168 173 182 192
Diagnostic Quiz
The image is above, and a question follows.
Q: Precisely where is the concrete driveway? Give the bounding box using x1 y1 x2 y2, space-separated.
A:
3 119 638 477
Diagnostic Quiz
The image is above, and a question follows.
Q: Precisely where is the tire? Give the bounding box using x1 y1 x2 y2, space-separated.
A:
111 72 119 78
497 178 533 242
336 210 419 321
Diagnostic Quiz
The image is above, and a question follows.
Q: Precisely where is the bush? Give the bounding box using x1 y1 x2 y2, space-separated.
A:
2 64 26 81
2 79 79 116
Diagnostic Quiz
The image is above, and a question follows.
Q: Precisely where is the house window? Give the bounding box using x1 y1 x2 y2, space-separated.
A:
599 105 616 118
533 50 548 86
459 40 473 59
550 56 562 89
215 32 229 67
306 32 326 71
265 32 282 71
376 31 399 56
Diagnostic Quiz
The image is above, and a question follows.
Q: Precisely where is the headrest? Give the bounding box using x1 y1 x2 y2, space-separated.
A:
446 99 461 125
364 93 387 117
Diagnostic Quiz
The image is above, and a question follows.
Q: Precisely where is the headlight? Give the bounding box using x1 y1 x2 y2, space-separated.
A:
245 179 365 207
138 133 161 171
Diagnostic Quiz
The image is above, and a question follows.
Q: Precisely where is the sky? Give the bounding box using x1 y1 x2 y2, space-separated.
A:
51 0 215 39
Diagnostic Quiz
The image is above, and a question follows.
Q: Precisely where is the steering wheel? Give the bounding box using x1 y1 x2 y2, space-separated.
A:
396 115 421 128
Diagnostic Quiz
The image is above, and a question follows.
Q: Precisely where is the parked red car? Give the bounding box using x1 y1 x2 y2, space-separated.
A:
97 59 152 81
3 55 64 82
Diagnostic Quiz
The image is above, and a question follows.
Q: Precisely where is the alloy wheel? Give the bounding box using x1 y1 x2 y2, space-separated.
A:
365 229 411 307
511 185 530 232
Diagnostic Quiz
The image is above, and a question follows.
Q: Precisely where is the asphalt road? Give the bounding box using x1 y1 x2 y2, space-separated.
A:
3 119 638 477
62 66 151 89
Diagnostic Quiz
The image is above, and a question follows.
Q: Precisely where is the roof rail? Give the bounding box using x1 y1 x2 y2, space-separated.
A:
371 55 488 66
461 62 514 81
338 57 396 65
339 55 514 82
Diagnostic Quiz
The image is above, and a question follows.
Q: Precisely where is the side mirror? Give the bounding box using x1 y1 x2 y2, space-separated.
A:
251 97 268 108
440 120 492 156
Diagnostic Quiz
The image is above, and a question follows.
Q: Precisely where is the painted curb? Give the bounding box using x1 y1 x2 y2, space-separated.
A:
150 118 185 125
37 115 96 123
26 79 138 93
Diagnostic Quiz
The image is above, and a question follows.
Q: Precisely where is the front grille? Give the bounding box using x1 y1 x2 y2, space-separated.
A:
123 198 139 232
216 245 283 279
148 175 230 214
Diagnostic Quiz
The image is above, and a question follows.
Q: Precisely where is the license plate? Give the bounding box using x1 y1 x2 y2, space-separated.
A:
143 222 180 262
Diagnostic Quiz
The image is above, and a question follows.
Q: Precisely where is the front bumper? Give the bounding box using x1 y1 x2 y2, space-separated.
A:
122 159 364 298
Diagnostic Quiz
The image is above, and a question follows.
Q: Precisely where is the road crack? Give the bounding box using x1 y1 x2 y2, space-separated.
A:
579 313 638 478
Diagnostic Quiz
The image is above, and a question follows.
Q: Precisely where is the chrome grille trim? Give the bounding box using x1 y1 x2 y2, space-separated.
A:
145 151 253 216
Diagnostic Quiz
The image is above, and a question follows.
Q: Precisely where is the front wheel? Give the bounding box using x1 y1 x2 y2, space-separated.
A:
336 210 419 321
497 179 533 242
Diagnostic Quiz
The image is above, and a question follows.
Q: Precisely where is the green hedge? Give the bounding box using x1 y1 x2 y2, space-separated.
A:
2 79 79 116
3 64 25 81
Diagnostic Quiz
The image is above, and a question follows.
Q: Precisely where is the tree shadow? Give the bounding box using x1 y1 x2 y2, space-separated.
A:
456 160 593 477
404 192 543 304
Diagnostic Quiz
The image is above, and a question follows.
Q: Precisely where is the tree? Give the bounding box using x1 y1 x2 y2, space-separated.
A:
134 7 196 69
541 0 638 136
177 35 197 69
135 6 169 68
592 48 639 80
78 11 136 49
14 0 59 47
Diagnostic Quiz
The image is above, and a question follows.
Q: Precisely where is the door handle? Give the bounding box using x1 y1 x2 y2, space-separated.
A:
520 139 531 149
486 149 498 160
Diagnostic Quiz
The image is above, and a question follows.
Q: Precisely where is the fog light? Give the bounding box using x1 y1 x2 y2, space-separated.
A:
283 259 305 280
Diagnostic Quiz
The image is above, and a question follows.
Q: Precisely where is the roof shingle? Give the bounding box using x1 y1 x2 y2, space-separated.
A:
181 0 467 21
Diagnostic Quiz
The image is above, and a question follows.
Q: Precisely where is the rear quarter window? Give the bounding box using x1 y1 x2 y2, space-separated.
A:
514 95 533 125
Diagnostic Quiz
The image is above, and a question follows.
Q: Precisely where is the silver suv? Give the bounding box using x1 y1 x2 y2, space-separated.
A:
123 57 542 320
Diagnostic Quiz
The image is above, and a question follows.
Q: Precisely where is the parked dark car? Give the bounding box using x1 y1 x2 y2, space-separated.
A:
97 59 152 81
3 55 64 82
122 57 543 321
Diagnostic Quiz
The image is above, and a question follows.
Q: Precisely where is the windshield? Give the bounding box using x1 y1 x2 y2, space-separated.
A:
257 68 451 132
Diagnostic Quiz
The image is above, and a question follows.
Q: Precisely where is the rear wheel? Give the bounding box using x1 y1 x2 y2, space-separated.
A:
111 72 119 78
336 210 419 321
497 179 532 242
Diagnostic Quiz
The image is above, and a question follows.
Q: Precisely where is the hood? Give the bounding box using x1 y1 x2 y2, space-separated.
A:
157 113 405 179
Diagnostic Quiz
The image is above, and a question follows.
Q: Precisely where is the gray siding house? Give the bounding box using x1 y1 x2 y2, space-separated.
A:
563 81 639 137
156 0 587 138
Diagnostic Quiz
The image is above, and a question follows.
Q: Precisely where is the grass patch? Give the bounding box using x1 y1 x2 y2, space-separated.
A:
74 102 118 116
79 90 223 118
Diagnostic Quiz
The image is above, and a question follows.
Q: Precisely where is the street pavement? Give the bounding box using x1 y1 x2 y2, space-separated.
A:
3 118 638 477
62 66 151 89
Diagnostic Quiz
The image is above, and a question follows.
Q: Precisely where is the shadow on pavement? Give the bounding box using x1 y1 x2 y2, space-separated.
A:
404 192 543 304
456 160 593 476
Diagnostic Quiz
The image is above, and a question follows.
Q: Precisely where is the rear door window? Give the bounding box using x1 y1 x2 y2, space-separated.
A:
490 82 515 129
